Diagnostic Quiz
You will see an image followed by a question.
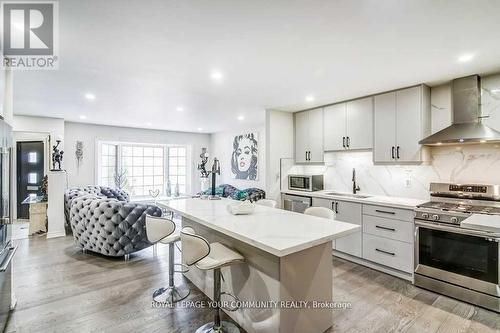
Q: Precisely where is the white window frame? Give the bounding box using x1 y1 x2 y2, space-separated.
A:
95 140 191 198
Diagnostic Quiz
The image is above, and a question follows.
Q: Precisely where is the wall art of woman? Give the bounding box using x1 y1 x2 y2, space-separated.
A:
231 133 258 180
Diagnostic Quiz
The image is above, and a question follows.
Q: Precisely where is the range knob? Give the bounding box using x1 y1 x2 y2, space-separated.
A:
421 213 429 219
432 214 440 221
450 217 459 224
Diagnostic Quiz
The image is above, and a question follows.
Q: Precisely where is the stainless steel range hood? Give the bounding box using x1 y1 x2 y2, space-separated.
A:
419 75 500 145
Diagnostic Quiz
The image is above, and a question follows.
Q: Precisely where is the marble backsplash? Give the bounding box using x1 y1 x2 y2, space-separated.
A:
287 143 500 200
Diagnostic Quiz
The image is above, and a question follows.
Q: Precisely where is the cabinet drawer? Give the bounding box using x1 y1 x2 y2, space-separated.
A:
362 234 413 273
363 204 413 221
363 215 413 243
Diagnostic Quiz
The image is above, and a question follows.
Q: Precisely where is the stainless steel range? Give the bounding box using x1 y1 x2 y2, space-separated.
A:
414 182 500 312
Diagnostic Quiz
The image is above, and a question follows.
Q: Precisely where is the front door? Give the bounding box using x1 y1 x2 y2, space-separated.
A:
16 141 44 219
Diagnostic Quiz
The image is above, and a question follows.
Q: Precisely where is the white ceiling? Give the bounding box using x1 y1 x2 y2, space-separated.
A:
13 0 500 133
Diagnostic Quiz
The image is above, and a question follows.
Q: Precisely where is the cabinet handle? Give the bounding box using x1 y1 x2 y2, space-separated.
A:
375 248 395 256
307 151 311 161
342 137 346 148
346 136 350 148
375 209 396 215
396 146 400 159
391 146 395 159
335 202 339 214
375 225 396 232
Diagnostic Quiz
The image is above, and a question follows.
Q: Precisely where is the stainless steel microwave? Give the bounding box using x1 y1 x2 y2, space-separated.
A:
288 175 324 192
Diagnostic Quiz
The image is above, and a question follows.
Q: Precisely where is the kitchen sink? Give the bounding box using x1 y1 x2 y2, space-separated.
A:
323 192 372 199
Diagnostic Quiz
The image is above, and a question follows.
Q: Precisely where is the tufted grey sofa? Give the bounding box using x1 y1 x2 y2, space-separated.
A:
65 186 162 257
64 186 130 225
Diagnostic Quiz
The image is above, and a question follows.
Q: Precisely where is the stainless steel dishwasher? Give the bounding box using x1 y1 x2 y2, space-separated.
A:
282 194 312 213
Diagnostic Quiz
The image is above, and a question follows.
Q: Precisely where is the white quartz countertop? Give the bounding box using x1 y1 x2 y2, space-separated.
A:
157 197 360 257
282 190 426 209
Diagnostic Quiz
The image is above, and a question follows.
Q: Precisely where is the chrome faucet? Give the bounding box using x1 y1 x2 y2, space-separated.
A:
352 168 360 194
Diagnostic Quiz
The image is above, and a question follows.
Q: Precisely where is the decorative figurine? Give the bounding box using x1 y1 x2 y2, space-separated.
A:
197 148 209 178
51 140 64 171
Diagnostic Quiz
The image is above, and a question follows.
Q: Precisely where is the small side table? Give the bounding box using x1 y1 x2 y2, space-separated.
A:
21 196 48 235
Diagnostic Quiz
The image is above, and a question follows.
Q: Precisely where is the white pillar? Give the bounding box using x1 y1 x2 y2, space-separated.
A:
47 170 67 238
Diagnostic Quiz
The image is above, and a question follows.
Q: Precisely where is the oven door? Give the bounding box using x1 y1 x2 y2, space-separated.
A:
415 220 500 297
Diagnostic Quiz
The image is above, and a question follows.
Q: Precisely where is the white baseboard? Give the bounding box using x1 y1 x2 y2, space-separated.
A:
46 230 66 239
333 250 414 282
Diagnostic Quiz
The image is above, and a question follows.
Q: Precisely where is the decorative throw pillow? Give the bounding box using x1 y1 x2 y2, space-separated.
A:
202 186 224 196
229 190 249 201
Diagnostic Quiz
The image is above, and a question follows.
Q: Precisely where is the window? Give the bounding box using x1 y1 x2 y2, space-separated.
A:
97 142 189 198
168 147 187 194
100 143 117 188
122 145 164 197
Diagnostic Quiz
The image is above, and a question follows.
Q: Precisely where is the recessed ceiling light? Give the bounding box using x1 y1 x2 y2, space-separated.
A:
480 139 487 143
197 127 203 131
84 93 96 100
146 122 152 126
305 95 315 102
211 71 224 81
79 115 87 120
458 53 474 63
237 115 245 121
491 89 500 94
176 106 184 112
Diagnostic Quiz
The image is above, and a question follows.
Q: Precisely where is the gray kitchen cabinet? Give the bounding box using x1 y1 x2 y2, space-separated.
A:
294 108 324 163
346 97 373 150
294 111 309 163
324 97 373 151
373 85 430 163
312 197 362 257
323 103 346 151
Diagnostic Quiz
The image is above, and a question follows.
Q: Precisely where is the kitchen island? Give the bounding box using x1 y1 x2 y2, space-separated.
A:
157 197 360 333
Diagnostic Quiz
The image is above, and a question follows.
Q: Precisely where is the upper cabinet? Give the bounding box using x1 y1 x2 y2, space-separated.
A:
373 85 430 163
294 108 324 163
324 97 373 151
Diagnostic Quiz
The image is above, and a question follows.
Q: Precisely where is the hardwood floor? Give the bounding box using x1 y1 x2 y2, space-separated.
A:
6 236 500 333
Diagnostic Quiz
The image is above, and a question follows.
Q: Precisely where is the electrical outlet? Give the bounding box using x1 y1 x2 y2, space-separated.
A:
405 170 412 188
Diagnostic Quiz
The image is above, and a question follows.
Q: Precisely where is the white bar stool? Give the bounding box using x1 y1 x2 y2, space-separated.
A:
304 206 335 219
146 215 190 304
181 227 245 333
255 199 277 208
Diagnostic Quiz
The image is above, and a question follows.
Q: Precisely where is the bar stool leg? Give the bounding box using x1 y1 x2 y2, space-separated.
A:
153 243 158 257
196 268 240 333
152 242 190 304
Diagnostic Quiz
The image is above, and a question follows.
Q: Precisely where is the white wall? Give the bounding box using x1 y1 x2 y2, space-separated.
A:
210 126 266 190
1 69 13 125
265 110 294 204
64 122 210 193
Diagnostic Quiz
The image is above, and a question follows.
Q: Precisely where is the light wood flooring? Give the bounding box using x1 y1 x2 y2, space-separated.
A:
6 236 500 333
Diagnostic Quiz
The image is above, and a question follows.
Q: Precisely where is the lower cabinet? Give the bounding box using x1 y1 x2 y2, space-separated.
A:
312 197 414 278
312 197 362 257
362 234 413 273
